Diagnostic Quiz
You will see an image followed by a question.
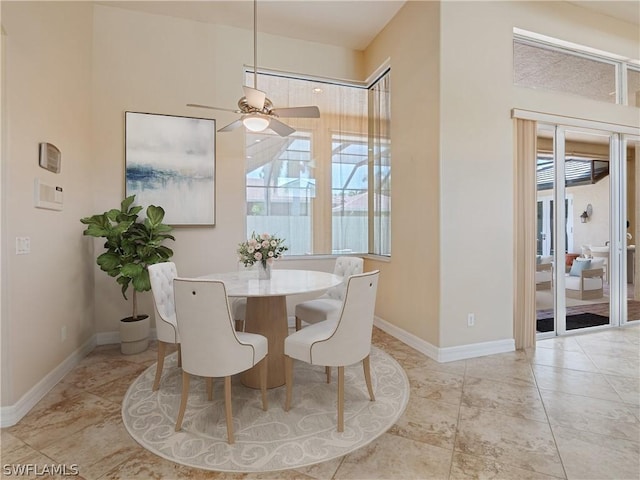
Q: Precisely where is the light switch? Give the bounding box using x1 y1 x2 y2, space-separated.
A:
16 237 30 255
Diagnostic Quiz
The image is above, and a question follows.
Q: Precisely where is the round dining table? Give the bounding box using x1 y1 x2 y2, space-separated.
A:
201 268 342 388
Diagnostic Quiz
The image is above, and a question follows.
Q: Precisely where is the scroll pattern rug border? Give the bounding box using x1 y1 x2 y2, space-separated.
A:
121 346 409 473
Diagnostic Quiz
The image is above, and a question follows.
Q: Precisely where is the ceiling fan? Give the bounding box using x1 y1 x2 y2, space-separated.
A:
187 0 320 137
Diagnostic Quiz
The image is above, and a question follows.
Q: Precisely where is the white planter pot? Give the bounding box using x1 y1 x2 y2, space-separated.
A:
120 315 150 355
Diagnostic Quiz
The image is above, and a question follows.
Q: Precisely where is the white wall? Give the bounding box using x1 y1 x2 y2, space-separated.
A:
1 1 94 404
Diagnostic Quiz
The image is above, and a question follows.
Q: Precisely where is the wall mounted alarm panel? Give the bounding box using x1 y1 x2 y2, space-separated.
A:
34 178 63 211
39 142 61 173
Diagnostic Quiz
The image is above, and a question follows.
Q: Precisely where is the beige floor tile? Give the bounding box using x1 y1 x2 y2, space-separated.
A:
281 457 342 480
40 410 140 479
552 425 640 480
388 395 459 449
540 389 640 441
334 432 452 480
604 373 640 407
449 451 565 480
527 348 599 372
532 364 624 401
454 406 564 478
404 366 464 406
7 392 120 451
0 431 41 464
586 351 639 377
461 377 547 422
464 352 536 386
99 448 244 479
576 338 640 358
0 449 85 480
61 357 152 392
535 336 584 352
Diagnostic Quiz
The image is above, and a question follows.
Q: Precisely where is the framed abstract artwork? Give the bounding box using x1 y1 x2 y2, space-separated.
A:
125 111 216 226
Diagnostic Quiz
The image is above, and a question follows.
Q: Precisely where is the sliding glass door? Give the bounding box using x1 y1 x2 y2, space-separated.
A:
535 124 625 337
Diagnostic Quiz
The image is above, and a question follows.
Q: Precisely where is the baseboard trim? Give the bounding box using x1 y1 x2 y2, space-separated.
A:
0 336 96 428
96 328 157 346
373 316 515 363
437 338 516 362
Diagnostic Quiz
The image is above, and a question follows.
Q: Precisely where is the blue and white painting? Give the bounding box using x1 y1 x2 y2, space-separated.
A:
125 112 215 225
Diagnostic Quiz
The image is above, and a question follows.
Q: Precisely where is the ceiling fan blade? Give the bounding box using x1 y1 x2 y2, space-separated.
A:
187 103 239 113
268 118 296 137
218 119 243 132
243 86 267 109
271 106 320 118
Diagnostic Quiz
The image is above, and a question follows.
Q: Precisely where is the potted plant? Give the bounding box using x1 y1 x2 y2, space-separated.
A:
81 195 175 354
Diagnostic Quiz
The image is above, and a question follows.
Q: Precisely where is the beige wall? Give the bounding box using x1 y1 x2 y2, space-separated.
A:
364 1 441 345
438 1 639 348
90 5 365 334
2 1 94 404
2 0 639 410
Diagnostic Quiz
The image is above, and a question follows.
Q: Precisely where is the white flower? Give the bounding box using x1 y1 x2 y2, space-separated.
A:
254 252 263 261
247 246 255 254
268 251 274 257
270 239 277 247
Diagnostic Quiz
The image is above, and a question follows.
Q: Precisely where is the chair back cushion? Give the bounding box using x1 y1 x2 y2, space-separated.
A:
173 278 261 377
326 256 364 300
148 262 179 344
310 270 380 366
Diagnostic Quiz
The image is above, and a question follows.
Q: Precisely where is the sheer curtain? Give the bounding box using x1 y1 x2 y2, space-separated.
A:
244 72 367 255
514 118 537 350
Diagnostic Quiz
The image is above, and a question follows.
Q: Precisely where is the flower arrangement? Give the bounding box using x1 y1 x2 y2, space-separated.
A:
237 231 288 268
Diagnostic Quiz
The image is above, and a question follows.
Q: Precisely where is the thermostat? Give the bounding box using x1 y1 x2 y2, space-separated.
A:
39 142 61 173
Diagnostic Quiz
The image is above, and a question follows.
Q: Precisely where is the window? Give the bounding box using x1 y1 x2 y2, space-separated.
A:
627 67 640 108
513 34 640 107
244 70 391 256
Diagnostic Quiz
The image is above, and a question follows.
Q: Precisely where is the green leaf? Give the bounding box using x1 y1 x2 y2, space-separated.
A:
97 252 121 273
146 205 165 227
121 263 143 278
117 275 131 300
121 195 136 213
132 269 151 292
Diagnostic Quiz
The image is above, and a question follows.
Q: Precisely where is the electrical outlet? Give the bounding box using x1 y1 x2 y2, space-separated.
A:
61 326 67 342
467 313 475 327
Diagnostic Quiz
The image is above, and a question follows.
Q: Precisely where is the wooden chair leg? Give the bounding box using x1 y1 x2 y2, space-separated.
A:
206 377 213 401
235 319 244 331
152 341 167 391
363 355 375 401
284 355 293 411
337 366 344 432
224 376 234 444
295 316 302 331
177 344 182 368
175 371 190 431
260 356 268 411
325 366 331 383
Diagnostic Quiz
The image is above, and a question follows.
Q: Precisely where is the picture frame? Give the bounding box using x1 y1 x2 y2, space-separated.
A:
125 111 216 226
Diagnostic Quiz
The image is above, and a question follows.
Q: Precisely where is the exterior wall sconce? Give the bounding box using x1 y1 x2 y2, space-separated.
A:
580 204 593 223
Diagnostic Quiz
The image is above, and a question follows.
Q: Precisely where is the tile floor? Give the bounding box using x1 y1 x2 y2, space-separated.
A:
2 324 639 479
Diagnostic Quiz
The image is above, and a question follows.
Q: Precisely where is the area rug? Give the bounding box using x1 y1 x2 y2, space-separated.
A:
537 313 609 332
122 346 409 473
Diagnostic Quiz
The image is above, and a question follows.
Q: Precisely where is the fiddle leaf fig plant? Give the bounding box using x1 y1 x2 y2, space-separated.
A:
81 195 175 320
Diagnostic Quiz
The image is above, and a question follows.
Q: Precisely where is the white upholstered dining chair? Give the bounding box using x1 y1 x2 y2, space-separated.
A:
173 278 268 444
284 270 380 432
148 262 181 391
294 256 364 331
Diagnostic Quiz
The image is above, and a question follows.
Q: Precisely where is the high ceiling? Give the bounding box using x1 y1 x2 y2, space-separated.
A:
96 1 407 51
95 1 638 51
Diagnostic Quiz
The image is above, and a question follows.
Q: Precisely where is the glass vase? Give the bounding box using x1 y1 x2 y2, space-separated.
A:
258 262 271 280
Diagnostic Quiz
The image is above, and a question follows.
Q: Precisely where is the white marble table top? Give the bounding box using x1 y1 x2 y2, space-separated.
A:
200 269 343 298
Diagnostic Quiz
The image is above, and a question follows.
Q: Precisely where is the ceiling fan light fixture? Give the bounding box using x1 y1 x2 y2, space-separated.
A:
242 114 270 132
